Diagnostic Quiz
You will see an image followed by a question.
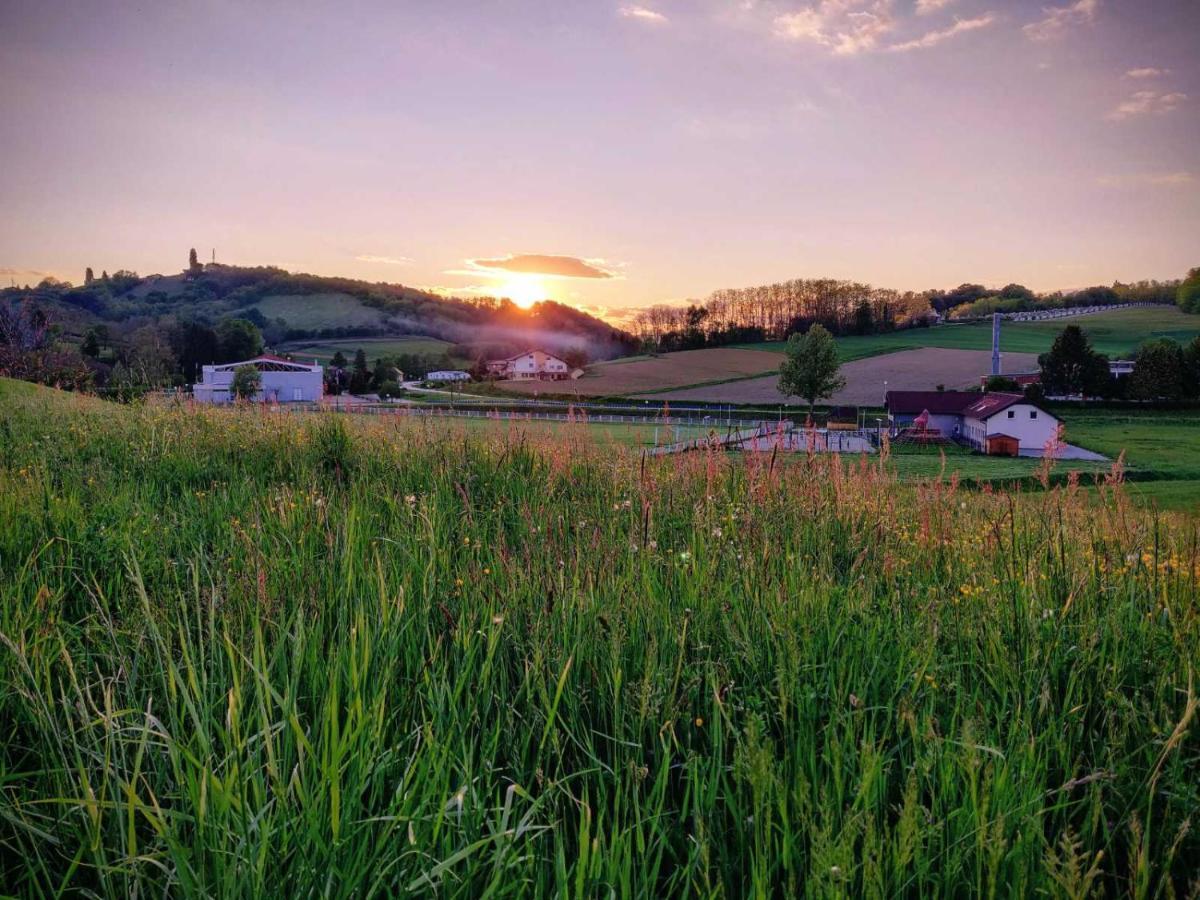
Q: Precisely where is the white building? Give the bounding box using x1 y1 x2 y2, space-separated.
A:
426 370 471 382
193 355 323 404
886 391 1060 454
486 349 573 380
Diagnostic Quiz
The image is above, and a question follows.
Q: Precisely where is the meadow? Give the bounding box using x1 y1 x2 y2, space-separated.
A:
1 379 1199 897
746 306 1200 362
278 335 459 365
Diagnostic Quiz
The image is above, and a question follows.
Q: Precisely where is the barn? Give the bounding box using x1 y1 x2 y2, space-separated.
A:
192 355 323 404
885 391 1060 453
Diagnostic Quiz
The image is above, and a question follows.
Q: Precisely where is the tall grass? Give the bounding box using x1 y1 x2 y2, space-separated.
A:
1 387 1198 897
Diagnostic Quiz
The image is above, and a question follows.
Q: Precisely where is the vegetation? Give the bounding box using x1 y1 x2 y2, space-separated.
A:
632 272 1187 352
777 324 846 415
1038 325 1110 397
2 380 1198 895
229 364 262 399
1177 267 1200 314
747 306 1200 362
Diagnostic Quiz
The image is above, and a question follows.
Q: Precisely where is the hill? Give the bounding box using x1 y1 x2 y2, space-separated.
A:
1 263 638 363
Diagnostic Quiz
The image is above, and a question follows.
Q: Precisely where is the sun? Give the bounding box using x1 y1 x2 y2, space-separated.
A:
497 274 548 308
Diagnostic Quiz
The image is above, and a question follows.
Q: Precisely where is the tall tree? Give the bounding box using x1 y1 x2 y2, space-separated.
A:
350 348 371 394
170 321 220 383
1038 326 1110 397
188 248 202 276
216 318 263 363
777 324 846 417
1129 338 1186 401
84 267 95 285
1178 267 1200 314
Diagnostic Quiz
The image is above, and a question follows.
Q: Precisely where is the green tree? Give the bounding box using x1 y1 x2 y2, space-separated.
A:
170 321 220 383
330 350 348 370
188 248 203 276
1129 338 1186 401
84 267 95 285
230 365 262 400
349 348 371 394
80 325 108 358
1038 325 1110 397
1177 267 1200 314
777 324 846 417
985 375 1020 392
216 318 263 363
1184 336 1200 399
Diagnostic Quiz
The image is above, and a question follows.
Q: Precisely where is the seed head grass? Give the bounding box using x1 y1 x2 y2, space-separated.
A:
0 385 1197 896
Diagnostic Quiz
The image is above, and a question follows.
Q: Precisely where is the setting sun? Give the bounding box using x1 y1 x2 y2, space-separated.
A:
496 273 548 308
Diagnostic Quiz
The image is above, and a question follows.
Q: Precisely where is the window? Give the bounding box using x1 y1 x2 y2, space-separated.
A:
293 388 303 401
1007 410 1015 419
1030 411 1037 419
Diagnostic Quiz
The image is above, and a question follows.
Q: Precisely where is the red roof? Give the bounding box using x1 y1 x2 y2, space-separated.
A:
887 390 1055 423
885 391 980 415
962 393 1024 419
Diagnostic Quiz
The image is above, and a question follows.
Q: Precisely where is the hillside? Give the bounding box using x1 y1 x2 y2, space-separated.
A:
1 263 638 362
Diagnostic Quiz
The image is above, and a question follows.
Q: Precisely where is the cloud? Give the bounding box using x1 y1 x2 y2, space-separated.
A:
1022 0 1098 42
888 12 997 51
1106 90 1187 121
618 5 667 23
0 266 55 282
468 254 619 279
1125 67 1166 79
915 0 954 13
355 254 413 266
774 1 896 56
1096 172 1195 188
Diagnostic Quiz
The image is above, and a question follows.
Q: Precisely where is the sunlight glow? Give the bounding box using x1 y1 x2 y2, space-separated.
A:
496 273 549 308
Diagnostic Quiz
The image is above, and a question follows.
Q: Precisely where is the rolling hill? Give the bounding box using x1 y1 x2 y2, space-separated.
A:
1 263 639 363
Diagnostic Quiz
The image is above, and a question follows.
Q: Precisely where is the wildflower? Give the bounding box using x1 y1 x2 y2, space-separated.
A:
679 551 692 563
694 716 704 727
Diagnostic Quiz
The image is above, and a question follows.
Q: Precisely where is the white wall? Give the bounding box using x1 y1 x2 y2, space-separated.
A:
973 404 1059 450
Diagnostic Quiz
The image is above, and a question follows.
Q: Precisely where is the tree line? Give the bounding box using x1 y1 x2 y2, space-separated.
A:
631 269 1194 352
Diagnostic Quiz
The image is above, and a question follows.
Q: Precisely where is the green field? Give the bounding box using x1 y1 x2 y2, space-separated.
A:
279 335 458 363
745 306 1200 362
250 293 389 331
2 380 1199 896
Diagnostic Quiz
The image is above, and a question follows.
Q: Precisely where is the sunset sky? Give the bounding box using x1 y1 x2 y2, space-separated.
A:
2 0 1197 322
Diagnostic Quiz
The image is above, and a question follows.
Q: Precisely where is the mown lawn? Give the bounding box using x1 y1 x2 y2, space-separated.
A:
1 380 1198 896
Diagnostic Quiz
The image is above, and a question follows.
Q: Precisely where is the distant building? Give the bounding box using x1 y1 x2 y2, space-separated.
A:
486 350 573 381
885 390 1060 454
426 370 471 382
192 355 323 404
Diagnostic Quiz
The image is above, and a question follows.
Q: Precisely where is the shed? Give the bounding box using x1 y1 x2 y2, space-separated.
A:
985 433 1020 457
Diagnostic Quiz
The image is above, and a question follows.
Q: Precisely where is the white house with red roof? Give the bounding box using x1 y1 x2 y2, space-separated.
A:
486 349 573 380
885 391 1060 453
193 355 323 404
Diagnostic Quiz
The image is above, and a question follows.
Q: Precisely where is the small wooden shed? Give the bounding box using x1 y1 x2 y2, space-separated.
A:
985 433 1020 457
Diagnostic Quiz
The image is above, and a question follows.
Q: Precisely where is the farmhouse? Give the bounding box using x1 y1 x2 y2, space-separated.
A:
885 391 1060 455
192 355 323 404
486 349 573 381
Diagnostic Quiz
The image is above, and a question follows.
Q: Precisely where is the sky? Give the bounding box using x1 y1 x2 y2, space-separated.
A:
1 0 1197 323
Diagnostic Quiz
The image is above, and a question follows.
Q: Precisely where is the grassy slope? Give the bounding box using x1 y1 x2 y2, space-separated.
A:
2 384 1198 896
744 306 1200 361
278 336 459 363
250 293 390 330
